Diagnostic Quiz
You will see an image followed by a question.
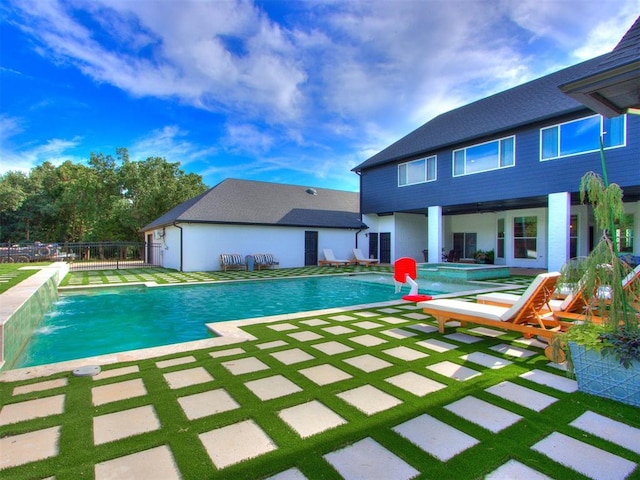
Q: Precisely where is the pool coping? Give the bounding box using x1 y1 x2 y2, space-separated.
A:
0 271 523 382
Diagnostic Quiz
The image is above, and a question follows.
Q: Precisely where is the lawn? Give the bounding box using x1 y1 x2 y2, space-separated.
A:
1 268 639 479
0 263 50 294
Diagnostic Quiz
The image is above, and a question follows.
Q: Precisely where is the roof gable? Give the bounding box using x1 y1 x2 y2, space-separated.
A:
560 16 640 117
142 179 364 230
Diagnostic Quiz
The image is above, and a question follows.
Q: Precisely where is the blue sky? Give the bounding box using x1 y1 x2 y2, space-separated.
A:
1 1 637 192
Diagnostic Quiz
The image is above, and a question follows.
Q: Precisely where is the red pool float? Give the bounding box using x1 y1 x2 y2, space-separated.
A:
402 294 432 302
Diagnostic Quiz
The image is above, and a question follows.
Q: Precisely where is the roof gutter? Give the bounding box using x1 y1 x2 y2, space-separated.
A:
173 222 183 272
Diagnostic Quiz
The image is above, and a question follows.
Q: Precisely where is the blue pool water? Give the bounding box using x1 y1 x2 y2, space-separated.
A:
13 274 470 368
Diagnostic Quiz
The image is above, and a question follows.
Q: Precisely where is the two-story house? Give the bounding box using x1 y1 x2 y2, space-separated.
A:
353 17 640 272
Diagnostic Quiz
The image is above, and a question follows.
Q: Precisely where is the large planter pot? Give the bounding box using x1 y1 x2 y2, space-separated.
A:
569 342 640 407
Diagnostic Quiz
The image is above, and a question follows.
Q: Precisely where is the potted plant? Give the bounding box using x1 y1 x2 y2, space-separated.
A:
554 144 640 407
475 250 487 264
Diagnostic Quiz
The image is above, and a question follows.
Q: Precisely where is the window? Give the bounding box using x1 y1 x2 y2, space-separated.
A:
453 136 515 176
616 214 634 253
453 232 477 259
497 218 505 259
398 156 436 186
514 216 537 259
540 114 626 160
570 215 578 258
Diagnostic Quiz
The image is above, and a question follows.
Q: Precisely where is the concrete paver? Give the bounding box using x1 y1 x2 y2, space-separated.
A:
209 347 245 358
299 364 352 385
278 400 346 438
324 437 419 480
256 340 288 350
532 432 637 480
337 384 402 415
520 369 578 393
343 354 392 372
265 467 308 480
461 352 512 369
177 388 240 420
485 459 552 480
393 414 479 462
385 372 446 396
348 334 387 346
245 375 302 400
445 396 522 433
322 325 355 335
427 361 481 381
415 338 457 353
287 331 323 342
0 426 61 470
12 378 67 395
92 378 147 406
490 344 536 358
199 419 277 469
155 356 196 369
382 345 428 361
310 341 353 355
570 411 640 455
93 365 140 380
485 381 558 412
0 394 65 425
94 445 181 480
163 366 214 389
93 405 161 445
221 357 270 376
270 348 315 365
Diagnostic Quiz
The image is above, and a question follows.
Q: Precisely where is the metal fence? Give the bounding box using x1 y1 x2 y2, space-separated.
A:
0 242 162 271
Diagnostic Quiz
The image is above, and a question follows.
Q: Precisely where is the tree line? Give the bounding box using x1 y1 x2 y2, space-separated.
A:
0 148 208 243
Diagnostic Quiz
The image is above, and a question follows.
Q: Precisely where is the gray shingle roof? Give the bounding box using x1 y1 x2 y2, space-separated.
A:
141 179 364 231
558 16 640 117
353 54 606 171
597 15 640 72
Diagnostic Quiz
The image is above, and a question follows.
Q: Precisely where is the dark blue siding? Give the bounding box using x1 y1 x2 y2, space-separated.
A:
361 114 640 214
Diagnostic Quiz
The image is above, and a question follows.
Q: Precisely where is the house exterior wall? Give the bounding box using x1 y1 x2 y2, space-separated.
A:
358 111 639 269
146 223 358 272
360 113 640 215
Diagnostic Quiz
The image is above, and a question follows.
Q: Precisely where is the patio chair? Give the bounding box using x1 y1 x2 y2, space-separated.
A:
219 253 247 271
476 283 588 315
253 253 279 270
319 249 352 267
419 272 574 359
352 248 379 266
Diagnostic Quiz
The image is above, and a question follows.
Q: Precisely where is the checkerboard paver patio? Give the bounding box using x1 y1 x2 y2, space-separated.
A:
2 296 639 479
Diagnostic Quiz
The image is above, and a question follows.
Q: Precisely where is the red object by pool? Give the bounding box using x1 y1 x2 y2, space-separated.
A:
394 257 417 282
402 294 432 302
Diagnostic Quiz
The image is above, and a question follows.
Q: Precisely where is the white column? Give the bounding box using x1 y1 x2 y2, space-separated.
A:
427 206 443 263
548 192 571 271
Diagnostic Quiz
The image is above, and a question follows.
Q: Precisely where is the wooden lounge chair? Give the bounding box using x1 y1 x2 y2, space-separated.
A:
319 249 351 267
419 272 574 359
477 283 588 315
219 253 247 271
352 248 379 266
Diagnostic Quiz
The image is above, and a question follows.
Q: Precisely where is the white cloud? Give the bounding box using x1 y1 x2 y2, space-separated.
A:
129 125 218 167
222 123 275 154
5 0 638 188
11 0 308 122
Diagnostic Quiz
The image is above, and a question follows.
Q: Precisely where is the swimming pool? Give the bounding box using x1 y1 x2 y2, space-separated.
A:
13 273 480 368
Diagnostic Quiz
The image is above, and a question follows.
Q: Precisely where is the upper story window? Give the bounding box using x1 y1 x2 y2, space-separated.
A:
540 114 626 161
398 156 436 186
452 136 515 177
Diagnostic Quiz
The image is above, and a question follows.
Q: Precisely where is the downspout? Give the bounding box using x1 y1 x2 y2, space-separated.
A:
173 222 183 272
355 169 363 248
